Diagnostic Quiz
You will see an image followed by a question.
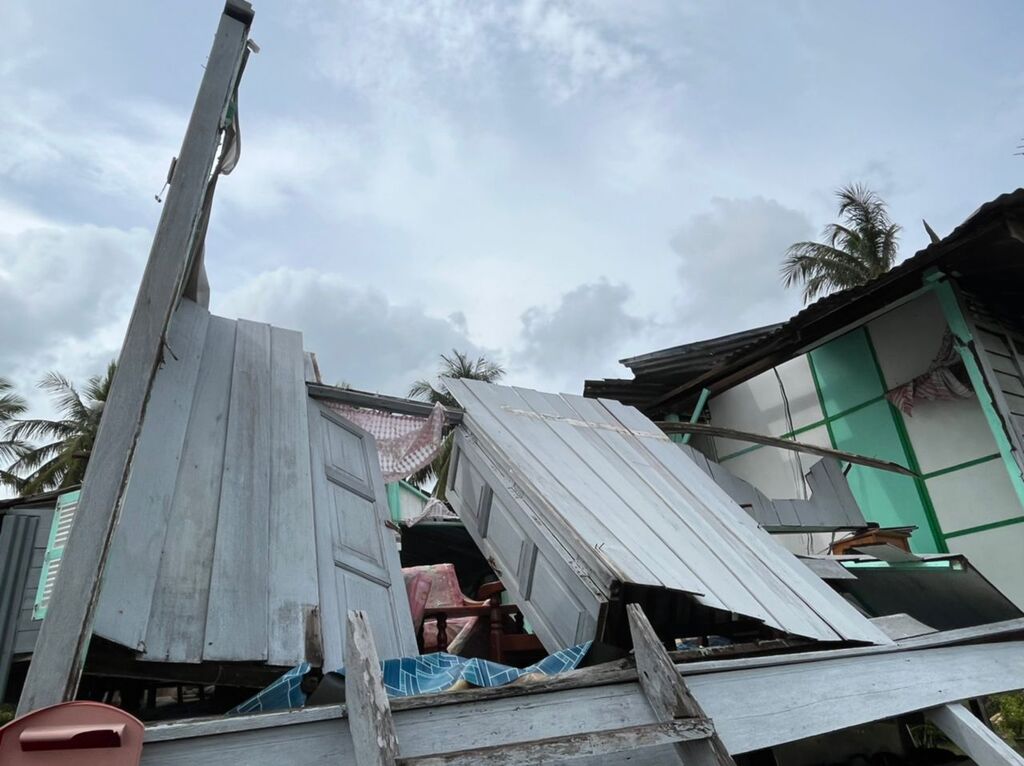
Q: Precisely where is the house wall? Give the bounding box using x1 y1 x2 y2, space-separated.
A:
707 290 1024 606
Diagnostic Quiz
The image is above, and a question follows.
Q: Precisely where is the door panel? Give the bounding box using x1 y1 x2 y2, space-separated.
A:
308 400 417 667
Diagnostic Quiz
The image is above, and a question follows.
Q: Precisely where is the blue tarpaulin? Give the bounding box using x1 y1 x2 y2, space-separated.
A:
229 642 592 715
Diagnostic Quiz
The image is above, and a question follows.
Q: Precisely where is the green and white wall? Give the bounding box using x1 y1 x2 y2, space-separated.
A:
706 290 1024 607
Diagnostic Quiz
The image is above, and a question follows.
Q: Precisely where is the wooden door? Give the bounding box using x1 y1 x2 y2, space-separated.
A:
307 400 417 668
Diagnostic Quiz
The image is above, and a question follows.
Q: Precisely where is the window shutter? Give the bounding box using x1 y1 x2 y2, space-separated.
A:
32 490 80 620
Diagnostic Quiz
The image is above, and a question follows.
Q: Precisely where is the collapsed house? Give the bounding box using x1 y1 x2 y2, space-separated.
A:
3 3 1024 765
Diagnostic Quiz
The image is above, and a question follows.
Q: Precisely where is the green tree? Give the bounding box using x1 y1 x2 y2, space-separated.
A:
6 362 116 495
782 184 900 303
408 350 505 500
0 378 28 490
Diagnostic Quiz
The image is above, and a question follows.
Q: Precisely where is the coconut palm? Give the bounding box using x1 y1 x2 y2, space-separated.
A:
408 350 505 499
6 362 116 495
782 184 901 303
0 378 28 490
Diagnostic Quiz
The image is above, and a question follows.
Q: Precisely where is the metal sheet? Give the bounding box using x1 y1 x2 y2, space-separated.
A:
444 379 889 645
0 512 40 695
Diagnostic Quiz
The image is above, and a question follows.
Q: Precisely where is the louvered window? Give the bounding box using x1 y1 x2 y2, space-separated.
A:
32 490 80 620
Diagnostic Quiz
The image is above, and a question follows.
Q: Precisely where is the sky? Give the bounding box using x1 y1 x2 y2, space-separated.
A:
2 0 1024 425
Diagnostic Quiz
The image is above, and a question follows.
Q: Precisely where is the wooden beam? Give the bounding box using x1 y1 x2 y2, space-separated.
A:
925 703 1024 766
655 421 916 476
627 603 735 766
16 1 253 715
346 611 400 766
308 383 463 425
398 719 713 766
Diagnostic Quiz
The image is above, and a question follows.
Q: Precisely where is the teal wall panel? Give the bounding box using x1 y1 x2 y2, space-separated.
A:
809 330 884 416
810 328 945 553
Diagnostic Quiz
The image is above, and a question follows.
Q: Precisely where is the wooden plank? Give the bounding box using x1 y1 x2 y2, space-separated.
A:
399 719 713 766
204 319 272 661
655 421 916 476
16 2 253 714
144 316 236 662
628 603 734 766
869 613 936 640
346 610 399 766
308 383 462 425
267 326 319 666
926 703 1024 766
798 557 858 580
141 641 1024 764
93 299 209 652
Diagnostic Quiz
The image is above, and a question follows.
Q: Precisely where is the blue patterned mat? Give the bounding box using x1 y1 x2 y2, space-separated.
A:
229 642 591 715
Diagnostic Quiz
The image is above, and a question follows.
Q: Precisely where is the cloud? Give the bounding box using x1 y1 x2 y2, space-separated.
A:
671 196 813 335
517 280 657 388
0 215 149 416
215 267 488 396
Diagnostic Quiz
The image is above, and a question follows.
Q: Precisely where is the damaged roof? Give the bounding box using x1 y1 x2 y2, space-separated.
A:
586 188 1024 415
444 378 891 645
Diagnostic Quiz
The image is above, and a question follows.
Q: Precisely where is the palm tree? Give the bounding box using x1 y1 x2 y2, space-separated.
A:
408 350 505 499
0 378 28 490
5 362 116 495
782 184 901 303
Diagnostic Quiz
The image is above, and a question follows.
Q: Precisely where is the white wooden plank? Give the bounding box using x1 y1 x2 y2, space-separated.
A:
267 327 319 666
627 604 733 766
144 316 237 662
597 395 889 644
204 319 272 661
403 720 714 766
868 613 936 640
346 611 399 766
16 5 253 714
94 299 209 652
926 703 1024 766
141 641 1024 764
570 394 831 640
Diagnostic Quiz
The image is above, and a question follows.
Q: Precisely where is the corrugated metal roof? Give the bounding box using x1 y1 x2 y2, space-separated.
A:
445 378 890 644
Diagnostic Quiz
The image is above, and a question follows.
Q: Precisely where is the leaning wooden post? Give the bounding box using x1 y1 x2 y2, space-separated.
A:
627 603 736 766
346 611 400 766
16 0 254 715
925 703 1024 766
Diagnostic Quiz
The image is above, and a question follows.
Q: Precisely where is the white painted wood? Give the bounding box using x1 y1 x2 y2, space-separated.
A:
141 641 1024 764
205 319 272 661
346 611 399 766
446 378 884 644
402 720 714 766
144 316 236 662
94 299 210 652
267 326 319 665
628 604 733 766
448 433 602 650
926 703 1024 766
308 400 417 670
598 394 889 644
927 458 1021 534
16 4 252 714
868 613 936 640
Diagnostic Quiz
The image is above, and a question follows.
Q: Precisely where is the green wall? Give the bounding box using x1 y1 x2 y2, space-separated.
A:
808 328 945 553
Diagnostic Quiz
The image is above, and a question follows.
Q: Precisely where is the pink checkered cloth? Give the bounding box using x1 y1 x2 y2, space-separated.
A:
324 401 445 482
886 331 972 416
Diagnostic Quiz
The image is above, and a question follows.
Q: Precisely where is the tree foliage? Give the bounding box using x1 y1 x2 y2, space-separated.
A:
407 350 505 498
4 362 116 496
781 184 900 303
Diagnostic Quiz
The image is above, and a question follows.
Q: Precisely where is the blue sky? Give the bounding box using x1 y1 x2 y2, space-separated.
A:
2 0 1023 421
